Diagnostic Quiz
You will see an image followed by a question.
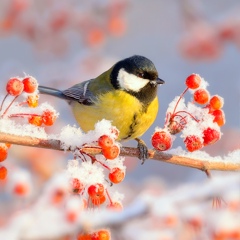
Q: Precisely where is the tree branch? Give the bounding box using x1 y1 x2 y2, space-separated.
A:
0 132 239 171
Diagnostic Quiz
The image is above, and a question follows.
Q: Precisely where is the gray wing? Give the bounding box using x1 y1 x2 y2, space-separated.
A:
62 80 96 106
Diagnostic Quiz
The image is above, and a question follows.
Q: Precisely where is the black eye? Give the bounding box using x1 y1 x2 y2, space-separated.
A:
137 72 145 78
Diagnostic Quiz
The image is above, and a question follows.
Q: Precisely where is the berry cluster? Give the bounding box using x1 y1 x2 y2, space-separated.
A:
97 134 125 186
64 129 125 238
152 74 225 152
0 76 58 180
68 131 124 207
98 134 120 160
1 74 124 238
3 76 57 126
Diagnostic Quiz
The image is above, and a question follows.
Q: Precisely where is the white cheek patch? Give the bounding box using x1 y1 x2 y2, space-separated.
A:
117 68 149 92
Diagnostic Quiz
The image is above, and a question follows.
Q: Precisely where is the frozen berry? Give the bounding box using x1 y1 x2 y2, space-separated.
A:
211 109 225 127
98 135 113 149
22 76 38 93
184 135 203 152
185 74 201 89
102 145 120 160
42 110 57 126
203 127 220 146
193 89 210 105
28 116 43 126
88 183 105 198
209 95 224 110
6 78 24 96
151 130 172 151
109 167 125 184
27 94 39 108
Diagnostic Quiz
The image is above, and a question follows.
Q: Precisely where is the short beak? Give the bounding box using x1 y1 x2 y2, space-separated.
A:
156 78 165 85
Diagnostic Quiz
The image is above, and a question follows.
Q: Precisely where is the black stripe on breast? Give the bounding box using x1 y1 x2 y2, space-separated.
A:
122 113 138 140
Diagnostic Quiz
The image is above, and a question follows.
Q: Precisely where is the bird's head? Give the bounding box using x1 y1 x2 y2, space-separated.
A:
110 55 165 104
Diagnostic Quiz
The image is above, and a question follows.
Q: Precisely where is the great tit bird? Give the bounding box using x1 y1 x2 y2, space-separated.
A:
38 55 165 162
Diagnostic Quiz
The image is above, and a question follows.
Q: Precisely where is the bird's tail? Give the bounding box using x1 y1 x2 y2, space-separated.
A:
38 86 69 100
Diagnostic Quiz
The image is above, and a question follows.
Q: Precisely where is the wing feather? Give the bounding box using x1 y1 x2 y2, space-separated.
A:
62 69 114 105
62 80 96 105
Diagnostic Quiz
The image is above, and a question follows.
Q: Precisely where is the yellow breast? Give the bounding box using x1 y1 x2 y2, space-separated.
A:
71 90 159 140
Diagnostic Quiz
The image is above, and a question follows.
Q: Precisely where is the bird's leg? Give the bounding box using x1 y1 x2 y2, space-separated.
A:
135 138 149 164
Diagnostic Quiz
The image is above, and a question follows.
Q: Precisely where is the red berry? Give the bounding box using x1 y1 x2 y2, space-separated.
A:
88 183 105 198
151 130 172 151
185 74 201 89
71 178 84 194
193 89 210 105
98 135 113 149
109 167 125 184
91 229 110 240
184 135 203 152
42 110 57 126
211 109 225 127
6 78 24 96
0 165 7 180
0 144 8 162
22 76 38 93
91 194 106 206
102 145 120 160
203 127 220 146
209 95 224 110
28 116 43 126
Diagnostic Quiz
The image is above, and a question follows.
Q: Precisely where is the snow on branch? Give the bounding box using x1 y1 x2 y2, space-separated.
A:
0 131 239 171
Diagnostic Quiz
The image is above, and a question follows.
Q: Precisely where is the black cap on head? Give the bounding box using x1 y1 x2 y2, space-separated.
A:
111 55 161 89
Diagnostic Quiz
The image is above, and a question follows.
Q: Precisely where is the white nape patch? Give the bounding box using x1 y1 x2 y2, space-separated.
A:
117 68 149 92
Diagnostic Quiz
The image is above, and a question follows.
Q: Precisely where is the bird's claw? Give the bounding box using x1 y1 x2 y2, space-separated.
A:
135 138 149 164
